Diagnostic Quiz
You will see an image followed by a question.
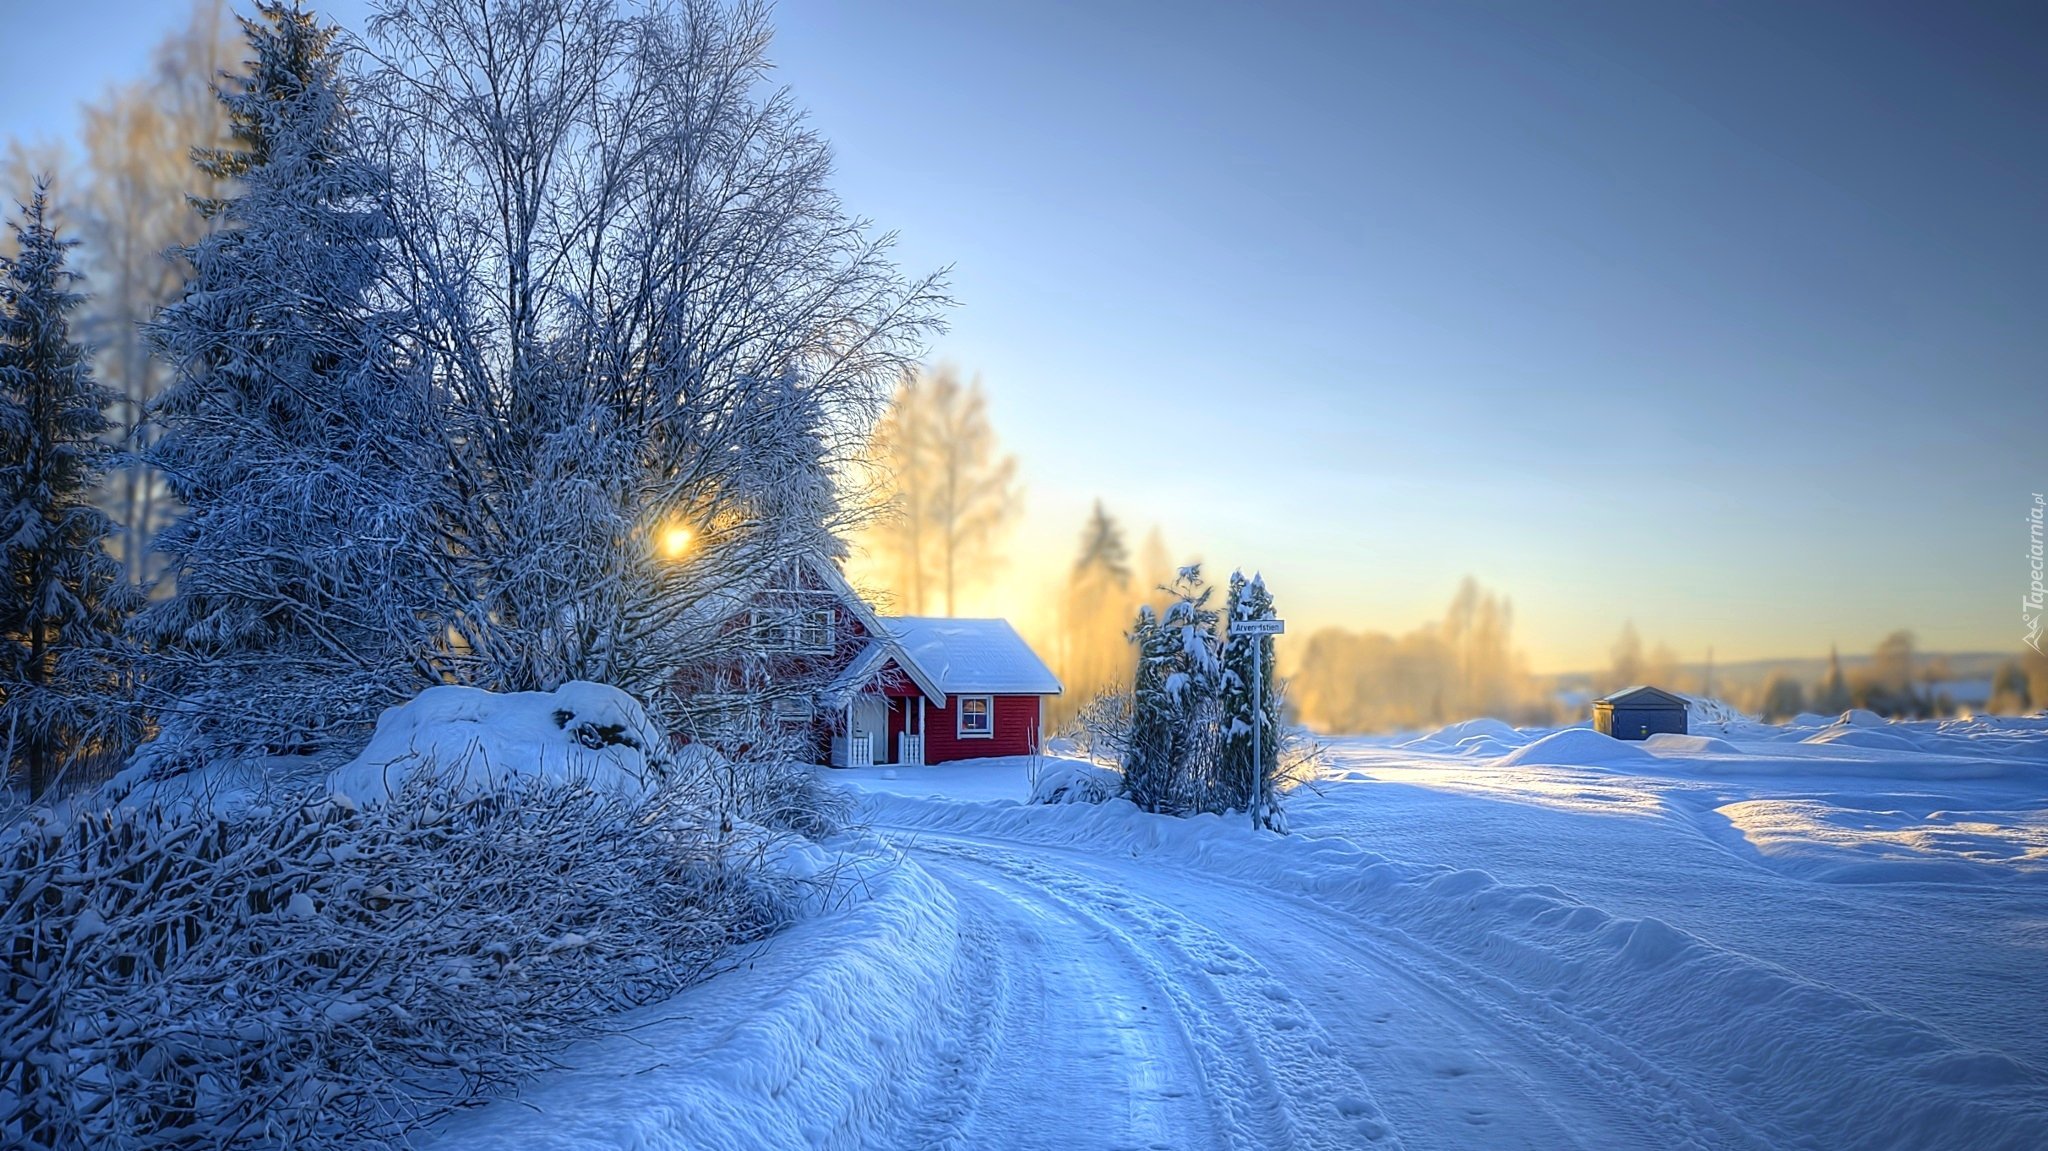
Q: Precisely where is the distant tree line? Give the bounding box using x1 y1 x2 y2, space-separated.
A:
1287 578 1551 734
1751 634 2047 722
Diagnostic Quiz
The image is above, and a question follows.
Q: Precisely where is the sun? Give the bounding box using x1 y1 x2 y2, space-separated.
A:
659 523 695 560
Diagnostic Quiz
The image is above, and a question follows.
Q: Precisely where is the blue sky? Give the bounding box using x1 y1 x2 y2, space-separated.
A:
4 1 2041 670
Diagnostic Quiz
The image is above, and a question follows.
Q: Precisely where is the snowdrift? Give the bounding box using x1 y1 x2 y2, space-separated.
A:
329 682 671 802
1497 727 1652 767
421 844 982 1151
1400 717 1525 750
1643 732 1740 755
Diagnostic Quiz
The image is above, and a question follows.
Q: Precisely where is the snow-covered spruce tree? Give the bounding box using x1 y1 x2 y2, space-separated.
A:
0 182 138 799
1121 565 1226 814
139 2 442 761
1158 564 1226 811
362 0 946 705
1122 603 1175 812
1221 569 1281 829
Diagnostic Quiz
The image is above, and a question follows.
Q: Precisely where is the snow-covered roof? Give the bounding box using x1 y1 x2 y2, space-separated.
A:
880 617 1063 696
821 638 945 707
1595 685 1689 709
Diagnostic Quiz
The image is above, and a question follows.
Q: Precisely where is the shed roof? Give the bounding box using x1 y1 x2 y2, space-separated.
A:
881 617 1064 696
1594 685 1690 709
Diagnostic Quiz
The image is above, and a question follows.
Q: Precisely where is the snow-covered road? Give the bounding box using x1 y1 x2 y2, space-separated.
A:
892 828 1753 1150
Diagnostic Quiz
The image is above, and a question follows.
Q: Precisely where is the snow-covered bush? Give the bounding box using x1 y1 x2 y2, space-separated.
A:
0 776 801 1150
0 682 824 1150
719 752 855 842
1063 689 1133 764
1029 760 1125 805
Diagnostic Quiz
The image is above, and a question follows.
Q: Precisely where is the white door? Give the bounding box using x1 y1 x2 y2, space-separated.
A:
851 695 888 763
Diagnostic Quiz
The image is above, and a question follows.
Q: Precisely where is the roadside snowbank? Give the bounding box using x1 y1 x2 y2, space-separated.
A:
420 840 976 1151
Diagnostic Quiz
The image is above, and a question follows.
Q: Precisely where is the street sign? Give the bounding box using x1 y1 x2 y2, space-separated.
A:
1233 618 1285 636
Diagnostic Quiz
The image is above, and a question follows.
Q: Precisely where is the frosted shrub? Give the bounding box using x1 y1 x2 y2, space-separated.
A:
1028 761 1125 806
0 776 800 1149
1064 689 1133 765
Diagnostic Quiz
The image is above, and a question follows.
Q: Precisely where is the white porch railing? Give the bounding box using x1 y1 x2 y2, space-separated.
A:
899 734 925 766
831 734 874 768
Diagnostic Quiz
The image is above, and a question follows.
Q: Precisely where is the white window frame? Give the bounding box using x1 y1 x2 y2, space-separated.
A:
771 695 814 723
690 693 755 743
956 695 994 739
796 607 834 654
747 606 836 654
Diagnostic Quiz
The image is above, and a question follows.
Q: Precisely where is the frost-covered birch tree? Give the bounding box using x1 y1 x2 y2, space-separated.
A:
73 2 235 589
862 364 1017 615
361 0 946 699
0 183 138 798
138 3 444 761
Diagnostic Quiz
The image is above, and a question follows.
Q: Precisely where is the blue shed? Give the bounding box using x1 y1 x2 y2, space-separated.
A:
1593 685 1689 740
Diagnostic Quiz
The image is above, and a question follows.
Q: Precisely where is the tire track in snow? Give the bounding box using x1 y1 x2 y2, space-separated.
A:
906 839 1401 1150
896 828 1770 1150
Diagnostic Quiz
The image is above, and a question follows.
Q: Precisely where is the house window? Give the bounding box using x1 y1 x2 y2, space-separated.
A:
748 607 834 654
957 696 993 739
772 696 814 723
689 694 755 743
796 608 833 653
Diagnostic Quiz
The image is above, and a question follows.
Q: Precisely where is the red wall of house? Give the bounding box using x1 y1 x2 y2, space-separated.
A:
922 694 1042 763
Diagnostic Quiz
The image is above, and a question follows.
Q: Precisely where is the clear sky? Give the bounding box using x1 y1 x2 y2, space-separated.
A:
4 0 2042 671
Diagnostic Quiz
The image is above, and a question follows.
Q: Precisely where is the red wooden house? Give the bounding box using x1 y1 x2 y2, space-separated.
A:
669 556 1062 766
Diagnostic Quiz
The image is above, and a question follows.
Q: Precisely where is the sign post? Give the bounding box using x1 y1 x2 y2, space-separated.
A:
1232 617 1285 829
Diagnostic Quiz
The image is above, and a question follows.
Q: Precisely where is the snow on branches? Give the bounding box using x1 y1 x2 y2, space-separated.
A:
1 743 810 1149
1114 565 1302 824
139 3 442 762
359 0 948 705
0 181 138 798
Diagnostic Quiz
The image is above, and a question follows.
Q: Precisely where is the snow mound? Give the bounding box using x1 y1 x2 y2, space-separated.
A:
1498 728 1653 767
1643 733 1740 755
329 682 672 803
1030 760 1125 805
1834 708 1890 728
1452 736 1519 757
1802 727 1927 752
1789 712 1835 728
1403 717 1524 749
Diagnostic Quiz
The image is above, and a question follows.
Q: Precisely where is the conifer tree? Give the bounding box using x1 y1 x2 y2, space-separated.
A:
139 2 439 759
1815 645 1852 715
1221 569 1280 828
1055 500 1136 727
1122 565 1225 814
1123 603 1175 812
1159 565 1225 809
0 182 137 797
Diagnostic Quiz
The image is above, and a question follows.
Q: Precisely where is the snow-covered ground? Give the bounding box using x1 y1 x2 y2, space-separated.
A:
423 715 2048 1149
